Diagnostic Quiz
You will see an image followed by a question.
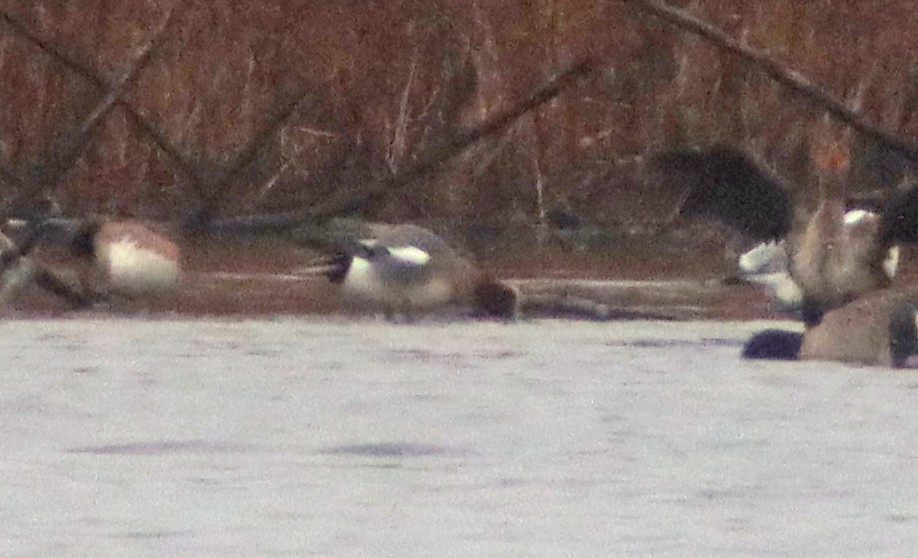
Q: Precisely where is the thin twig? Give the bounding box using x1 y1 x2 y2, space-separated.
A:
250 158 294 209
387 45 420 174
310 58 596 219
187 90 317 226
627 0 918 163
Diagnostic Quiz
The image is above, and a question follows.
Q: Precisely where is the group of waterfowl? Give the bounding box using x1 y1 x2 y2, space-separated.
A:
651 143 918 367
0 212 521 320
2 139 917 368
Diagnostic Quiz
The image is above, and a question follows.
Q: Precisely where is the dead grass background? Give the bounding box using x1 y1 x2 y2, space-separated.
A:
0 1 914 232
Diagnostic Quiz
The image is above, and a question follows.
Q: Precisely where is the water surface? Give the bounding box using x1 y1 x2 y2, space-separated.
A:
2 318 917 557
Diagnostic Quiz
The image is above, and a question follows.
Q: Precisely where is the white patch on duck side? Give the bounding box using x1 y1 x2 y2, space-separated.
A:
741 270 804 313
737 240 803 312
840 208 899 278
738 240 787 275
883 245 900 279
101 237 180 295
341 255 453 311
341 257 377 300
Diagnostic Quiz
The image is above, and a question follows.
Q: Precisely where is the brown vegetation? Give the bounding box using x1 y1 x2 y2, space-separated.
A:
0 1 915 242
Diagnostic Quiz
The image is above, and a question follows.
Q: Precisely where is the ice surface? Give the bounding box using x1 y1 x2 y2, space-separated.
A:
1 318 917 557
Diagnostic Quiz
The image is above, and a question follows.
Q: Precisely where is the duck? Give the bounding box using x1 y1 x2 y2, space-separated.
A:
800 293 918 367
651 146 794 242
736 209 900 315
71 219 181 299
742 293 918 367
650 143 918 326
297 222 518 319
1 217 181 304
651 143 918 367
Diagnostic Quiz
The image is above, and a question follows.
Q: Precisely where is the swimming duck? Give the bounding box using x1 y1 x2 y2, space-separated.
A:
1 217 181 303
742 293 918 367
736 209 900 315
72 219 181 299
800 293 918 367
298 223 518 319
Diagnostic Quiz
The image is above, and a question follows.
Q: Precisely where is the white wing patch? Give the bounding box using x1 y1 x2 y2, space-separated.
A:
343 257 375 295
387 246 430 266
737 240 802 313
843 209 870 226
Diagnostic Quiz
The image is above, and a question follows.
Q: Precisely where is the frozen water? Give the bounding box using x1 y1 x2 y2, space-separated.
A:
1 318 918 557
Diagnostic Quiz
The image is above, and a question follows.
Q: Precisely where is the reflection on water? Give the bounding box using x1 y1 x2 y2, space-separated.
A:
68 440 257 455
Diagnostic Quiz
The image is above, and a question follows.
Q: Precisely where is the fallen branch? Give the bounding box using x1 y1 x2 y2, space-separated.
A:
627 0 918 163
519 292 686 321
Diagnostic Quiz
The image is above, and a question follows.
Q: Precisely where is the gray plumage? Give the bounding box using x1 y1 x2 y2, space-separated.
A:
300 222 516 318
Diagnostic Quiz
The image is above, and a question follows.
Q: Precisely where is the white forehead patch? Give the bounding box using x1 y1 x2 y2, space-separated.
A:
388 246 430 266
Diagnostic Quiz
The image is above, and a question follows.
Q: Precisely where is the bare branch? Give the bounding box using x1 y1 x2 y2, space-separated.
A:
387 45 420 174
627 0 918 164
186 90 318 227
0 231 90 308
194 59 596 236
310 58 596 219
0 4 205 202
519 292 688 321
41 1 183 186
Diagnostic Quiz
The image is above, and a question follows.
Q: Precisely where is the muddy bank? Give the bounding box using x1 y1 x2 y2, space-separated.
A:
5 233 917 320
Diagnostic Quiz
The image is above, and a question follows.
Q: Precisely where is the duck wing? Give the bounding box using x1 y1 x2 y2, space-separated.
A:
649 147 794 241
363 242 430 270
879 183 918 245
